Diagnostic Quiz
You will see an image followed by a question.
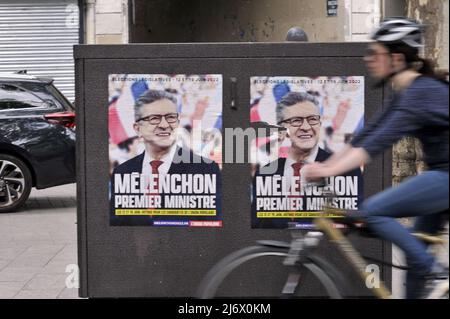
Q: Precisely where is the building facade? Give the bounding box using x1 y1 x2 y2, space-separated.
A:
1 0 447 102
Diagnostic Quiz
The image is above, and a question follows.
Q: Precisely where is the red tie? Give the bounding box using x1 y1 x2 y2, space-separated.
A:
147 160 163 213
291 162 303 195
150 160 163 195
290 162 303 219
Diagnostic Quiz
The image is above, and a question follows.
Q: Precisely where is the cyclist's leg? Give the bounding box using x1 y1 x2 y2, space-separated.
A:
413 210 449 235
358 171 449 298
361 171 448 218
405 270 427 299
407 210 449 298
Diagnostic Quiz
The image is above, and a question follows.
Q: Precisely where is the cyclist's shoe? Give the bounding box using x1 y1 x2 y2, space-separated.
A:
429 261 448 279
421 262 449 299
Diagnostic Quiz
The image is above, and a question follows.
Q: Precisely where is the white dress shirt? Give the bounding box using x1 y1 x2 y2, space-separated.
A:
141 143 178 179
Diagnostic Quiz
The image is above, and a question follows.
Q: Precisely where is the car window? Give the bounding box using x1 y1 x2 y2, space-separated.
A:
44 84 74 111
17 81 70 110
0 83 49 111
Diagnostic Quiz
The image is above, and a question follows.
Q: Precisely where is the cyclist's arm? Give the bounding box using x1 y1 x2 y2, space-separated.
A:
349 106 389 149
324 147 369 176
321 144 352 166
304 146 368 180
310 102 422 179
338 112 421 175
356 106 421 159
324 107 389 167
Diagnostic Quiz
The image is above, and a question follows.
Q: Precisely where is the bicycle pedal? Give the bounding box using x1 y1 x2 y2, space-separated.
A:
282 273 301 294
425 280 449 299
283 239 303 266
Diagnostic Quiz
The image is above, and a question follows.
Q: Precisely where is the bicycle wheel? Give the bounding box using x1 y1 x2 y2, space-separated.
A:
196 245 344 299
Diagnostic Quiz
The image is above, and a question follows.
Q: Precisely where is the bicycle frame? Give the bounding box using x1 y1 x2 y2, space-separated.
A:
313 216 449 299
314 217 391 299
197 183 448 299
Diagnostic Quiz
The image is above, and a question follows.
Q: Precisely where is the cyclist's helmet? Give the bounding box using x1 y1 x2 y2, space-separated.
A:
371 17 423 50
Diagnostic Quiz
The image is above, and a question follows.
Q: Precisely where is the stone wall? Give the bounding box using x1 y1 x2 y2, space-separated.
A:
128 0 348 43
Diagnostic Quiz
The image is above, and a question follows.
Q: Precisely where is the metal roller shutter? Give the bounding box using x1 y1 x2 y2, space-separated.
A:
0 0 79 102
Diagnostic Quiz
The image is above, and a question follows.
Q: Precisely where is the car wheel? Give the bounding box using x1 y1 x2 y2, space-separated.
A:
0 154 32 213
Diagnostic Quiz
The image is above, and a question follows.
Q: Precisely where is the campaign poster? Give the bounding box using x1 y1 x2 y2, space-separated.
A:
250 76 364 229
108 74 223 227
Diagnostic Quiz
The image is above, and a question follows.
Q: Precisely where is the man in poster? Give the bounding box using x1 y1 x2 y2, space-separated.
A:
110 89 222 226
251 91 363 228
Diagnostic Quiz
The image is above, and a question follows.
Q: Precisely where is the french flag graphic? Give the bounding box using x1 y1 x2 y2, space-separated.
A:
108 78 149 145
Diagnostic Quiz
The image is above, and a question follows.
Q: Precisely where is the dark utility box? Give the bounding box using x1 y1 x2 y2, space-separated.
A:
75 43 392 298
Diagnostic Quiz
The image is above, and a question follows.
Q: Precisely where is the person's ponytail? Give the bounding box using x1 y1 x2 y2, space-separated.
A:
416 58 449 84
416 58 434 76
386 42 449 84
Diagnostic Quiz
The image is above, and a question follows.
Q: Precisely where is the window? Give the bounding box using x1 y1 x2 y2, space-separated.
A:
0 83 49 110
43 84 74 111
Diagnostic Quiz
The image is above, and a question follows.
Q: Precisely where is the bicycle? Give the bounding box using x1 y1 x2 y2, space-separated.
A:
196 186 449 299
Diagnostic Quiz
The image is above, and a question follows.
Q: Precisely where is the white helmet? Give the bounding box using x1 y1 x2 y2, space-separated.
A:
371 17 424 49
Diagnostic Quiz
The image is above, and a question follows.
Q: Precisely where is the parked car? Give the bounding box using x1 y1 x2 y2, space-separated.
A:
0 72 76 212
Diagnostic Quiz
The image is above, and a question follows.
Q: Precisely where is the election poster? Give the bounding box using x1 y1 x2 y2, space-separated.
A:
108 74 223 227
250 76 365 229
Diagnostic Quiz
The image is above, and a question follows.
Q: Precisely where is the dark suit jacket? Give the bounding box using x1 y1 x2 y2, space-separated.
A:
110 147 222 226
251 148 363 228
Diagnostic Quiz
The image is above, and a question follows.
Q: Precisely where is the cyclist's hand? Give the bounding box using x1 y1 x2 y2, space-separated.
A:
303 163 333 181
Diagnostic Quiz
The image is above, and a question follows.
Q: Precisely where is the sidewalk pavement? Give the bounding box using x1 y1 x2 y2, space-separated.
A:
0 183 79 299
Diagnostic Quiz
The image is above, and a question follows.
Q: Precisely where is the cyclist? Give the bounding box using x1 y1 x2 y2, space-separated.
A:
304 17 449 299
